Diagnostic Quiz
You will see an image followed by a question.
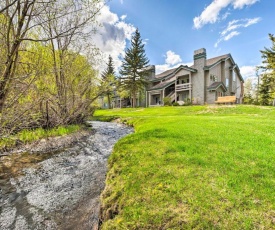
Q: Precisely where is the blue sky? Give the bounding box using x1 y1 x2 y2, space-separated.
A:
95 0 275 79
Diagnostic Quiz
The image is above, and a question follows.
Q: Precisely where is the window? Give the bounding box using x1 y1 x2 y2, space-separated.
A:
233 71 236 82
216 91 223 99
226 78 229 87
210 74 217 82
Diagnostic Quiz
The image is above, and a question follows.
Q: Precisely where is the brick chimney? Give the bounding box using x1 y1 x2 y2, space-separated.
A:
192 48 207 104
193 48 206 69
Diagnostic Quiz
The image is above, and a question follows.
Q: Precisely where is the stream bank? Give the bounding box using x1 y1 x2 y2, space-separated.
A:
0 121 133 230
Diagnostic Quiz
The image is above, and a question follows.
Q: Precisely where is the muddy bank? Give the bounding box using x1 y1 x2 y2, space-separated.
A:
0 121 133 230
1 128 93 156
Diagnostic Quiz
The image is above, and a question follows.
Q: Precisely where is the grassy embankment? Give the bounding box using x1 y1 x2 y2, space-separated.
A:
95 105 275 229
0 125 81 151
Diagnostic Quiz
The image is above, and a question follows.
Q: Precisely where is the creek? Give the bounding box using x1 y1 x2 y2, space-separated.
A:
0 121 133 230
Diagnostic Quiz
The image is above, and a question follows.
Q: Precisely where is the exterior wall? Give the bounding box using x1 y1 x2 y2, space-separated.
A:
221 61 225 83
177 75 190 84
175 69 190 78
206 88 224 104
224 58 233 96
177 91 189 101
235 70 243 103
192 48 206 104
148 90 164 106
207 91 216 104
209 64 222 82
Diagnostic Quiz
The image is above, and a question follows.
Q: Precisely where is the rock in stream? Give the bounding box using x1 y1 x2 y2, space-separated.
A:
0 121 133 230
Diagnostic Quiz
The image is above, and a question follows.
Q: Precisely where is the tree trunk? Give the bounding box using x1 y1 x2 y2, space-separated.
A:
107 94 111 109
132 91 136 108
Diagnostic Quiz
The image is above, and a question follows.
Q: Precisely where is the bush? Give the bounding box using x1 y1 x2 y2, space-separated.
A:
172 102 180 106
183 98 192 106
163 97 172 106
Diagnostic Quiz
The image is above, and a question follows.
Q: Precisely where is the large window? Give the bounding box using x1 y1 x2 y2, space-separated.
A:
226 78 229 88
233 71 236 82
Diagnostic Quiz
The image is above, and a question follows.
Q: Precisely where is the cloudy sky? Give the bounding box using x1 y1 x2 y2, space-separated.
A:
94 0 274 80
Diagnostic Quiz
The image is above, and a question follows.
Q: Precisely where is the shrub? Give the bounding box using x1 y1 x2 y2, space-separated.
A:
183 98 192 106
163 97 172 106
172 102 180 106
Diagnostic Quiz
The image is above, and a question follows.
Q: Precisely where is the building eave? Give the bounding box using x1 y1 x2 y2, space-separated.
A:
207 82 227 92
147 80 175 91
149 65 197 82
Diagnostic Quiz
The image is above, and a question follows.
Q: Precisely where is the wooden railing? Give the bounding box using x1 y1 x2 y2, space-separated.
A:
176 83 192 91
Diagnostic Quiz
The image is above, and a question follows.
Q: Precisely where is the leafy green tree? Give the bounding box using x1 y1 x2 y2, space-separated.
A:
259 34 275 105
101 55 116 109
119 29 149 108
259 73 274 105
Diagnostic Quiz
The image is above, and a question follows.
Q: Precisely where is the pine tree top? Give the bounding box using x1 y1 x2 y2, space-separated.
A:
102 55 115 79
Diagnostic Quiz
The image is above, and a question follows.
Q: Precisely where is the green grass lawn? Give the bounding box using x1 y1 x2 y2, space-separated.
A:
95 105 275 229
0 125 81 151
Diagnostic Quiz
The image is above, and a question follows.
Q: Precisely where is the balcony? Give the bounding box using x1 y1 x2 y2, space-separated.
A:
176 83 192 91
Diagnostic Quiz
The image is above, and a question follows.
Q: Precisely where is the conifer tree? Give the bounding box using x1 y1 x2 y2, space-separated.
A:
259 73 274 105
259 34 275 105
119 29 149 107
102 55 116 109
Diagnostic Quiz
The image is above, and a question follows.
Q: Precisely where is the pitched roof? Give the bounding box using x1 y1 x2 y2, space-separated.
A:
206 54 229 66
207 82 227 92
155 67 178 79
150 53 242 83
148 76 176 91
153 65 197 81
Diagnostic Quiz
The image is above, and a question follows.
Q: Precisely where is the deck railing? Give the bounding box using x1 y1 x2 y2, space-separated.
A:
176 83 192 91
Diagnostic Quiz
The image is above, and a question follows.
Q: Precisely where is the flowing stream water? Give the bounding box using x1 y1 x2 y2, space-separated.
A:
0 121 133 230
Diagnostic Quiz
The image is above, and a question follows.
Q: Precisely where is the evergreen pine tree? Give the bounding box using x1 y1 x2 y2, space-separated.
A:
102 55 115 78
102 55 115 109
119 29 149 107
259 73 274 105
259 34 275 105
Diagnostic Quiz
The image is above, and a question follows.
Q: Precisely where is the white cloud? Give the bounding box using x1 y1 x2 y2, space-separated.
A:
233 0 259 9
240 65 257 79
143 38 149 45
165 51 182 65
221 11 231 20
120 15 127 20
193 0 259 29
215 17 261 47
155 50 192 74
92 5 135 73
224 31 240 40
221 17 261 36
193 0 231 29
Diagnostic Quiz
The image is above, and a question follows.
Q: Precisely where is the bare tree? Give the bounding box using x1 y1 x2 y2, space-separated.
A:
0 0 102 112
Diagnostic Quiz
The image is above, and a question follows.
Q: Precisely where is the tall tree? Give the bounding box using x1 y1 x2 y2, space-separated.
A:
0 0 102 112
101 55 115 109
259 34 275 105
0 0 104 134
259 73 274 105
119 29 149 108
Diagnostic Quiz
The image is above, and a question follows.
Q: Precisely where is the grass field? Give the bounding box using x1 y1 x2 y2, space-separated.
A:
0 125 81 151
95 105 275 229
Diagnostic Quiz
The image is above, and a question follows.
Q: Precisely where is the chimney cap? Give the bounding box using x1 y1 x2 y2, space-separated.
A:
194 48 206 55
